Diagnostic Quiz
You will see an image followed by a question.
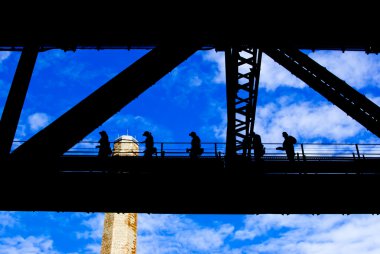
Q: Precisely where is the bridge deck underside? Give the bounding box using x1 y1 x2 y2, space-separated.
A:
1 157 380 214
1 15 379 51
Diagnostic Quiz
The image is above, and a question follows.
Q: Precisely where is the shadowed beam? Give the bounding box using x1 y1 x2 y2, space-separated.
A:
0 45 39 158
11 46 198 159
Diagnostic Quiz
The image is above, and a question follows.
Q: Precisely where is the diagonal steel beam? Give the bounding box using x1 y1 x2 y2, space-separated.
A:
265 48 380 138
0 45 39 158
12 46 198 159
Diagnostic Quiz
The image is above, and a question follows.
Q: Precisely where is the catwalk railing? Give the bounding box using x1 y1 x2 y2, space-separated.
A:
11 141 380 161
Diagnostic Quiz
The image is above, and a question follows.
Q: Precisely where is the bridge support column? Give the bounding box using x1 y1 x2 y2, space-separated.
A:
225 48 262 163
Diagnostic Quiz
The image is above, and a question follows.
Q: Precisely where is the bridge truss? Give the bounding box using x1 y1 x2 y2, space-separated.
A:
1 28 380 213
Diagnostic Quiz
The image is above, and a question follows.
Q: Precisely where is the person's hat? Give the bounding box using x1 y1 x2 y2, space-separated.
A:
99 130 106 134
189 131 196 136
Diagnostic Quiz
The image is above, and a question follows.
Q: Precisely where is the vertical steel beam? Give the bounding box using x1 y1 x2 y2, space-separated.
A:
0 46 39 158
225 47 262 159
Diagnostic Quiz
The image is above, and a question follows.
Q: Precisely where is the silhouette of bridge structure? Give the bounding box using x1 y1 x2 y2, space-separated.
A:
1 15 380 214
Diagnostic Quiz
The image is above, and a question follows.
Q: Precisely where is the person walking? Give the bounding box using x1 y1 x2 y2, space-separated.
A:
252 132 265 161
276 131 296 161
97 130 112 158
142 131 155 158
188 131 203 159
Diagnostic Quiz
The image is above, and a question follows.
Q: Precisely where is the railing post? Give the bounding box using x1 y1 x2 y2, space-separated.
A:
301 143 306 161
214 143 218 158
161 142 165 158
355 144 360 160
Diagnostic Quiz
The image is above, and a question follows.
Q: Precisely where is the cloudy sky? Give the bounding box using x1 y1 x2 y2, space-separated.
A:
1 48 380 253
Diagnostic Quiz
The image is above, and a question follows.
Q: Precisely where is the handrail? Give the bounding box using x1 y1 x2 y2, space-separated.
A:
10 140 380 160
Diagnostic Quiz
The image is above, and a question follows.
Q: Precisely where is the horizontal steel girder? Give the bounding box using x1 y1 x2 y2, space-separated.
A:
1 5 379 51
1 157 380 214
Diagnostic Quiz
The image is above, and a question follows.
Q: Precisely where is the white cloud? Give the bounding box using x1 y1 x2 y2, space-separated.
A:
207 106 227 141
202 50 306 90
260 54 306 90
137 214 234 254
189 75 203 87
15 124 27 140
236 214 380 254
76 213 104 240
260 51 380 91
84 243 101 254
0 236 58 254
0 52 11 62
202 50 225 84
0 212 16 232
107 113 174 142
207 98 365 145
202 50 380 91
254 99 364 143
28 113 50 131
309 51 380 89
176 225 234 251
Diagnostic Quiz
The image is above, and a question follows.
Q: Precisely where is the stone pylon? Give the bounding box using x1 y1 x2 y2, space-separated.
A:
100 135 139 254
100 213 138 254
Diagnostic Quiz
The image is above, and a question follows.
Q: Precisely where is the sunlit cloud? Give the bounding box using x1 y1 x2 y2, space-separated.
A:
255 98 364 143
0 236 58 254
105 113 174 142
28 112 50 131
260 54 306 90
76 214 104 240
138 214 234 254
0 212 17 232
207 97 366 144
202 50 225 84
236 214 380 254
206 106 227 141
0 51 11 62
189 75 203 87
202 50 380 91
84 243 101 254
309 51 380 89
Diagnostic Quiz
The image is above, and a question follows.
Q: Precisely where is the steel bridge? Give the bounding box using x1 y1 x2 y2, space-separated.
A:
1 15 380 213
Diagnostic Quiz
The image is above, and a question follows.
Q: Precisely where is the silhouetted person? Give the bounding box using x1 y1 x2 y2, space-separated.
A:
276 132 296 161
252 132 265 161
97 130 112 158
142 131 155 158
242 135 251 157
187 131 203 159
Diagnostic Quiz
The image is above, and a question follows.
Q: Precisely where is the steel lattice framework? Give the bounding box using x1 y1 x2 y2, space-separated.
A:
225 48 262 158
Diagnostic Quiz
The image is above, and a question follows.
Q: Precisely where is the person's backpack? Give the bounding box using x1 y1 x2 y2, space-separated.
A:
289 136 297 144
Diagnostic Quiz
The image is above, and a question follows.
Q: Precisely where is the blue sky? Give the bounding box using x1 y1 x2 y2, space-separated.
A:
1 49 380 253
